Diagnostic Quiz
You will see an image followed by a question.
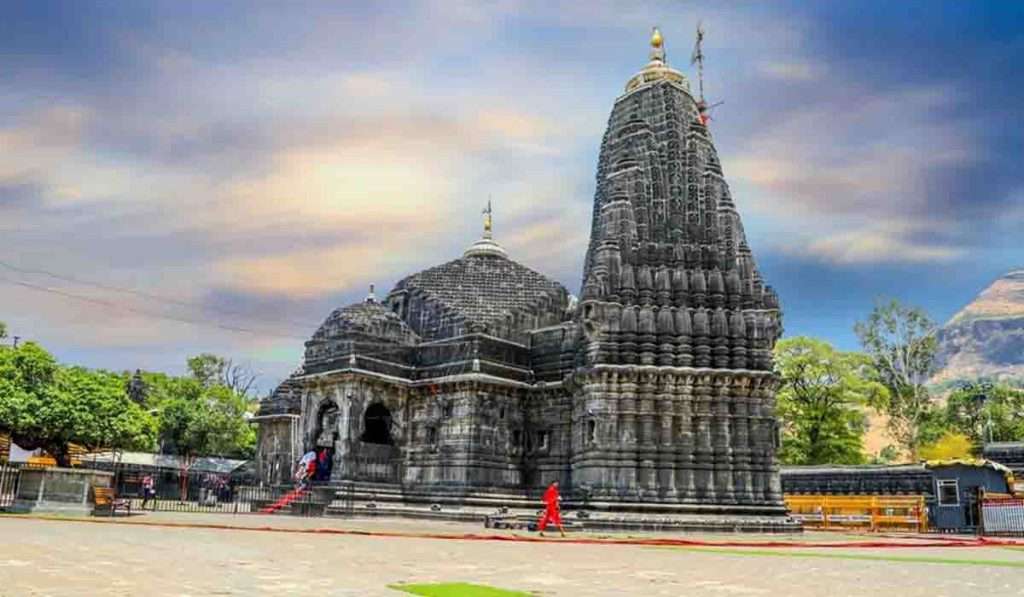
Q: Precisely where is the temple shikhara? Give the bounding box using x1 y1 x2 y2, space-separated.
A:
255 29 792 530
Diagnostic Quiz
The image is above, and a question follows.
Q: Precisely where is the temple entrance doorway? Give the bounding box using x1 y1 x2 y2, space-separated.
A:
312 402 338 482
314 402 339 447
360 402 394 445
357 402 399 483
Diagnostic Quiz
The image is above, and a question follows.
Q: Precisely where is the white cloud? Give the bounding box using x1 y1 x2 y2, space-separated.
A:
8 1 1005 387
729 83 978 265
795 223 966 265
757 61 822 81
0 106 90 193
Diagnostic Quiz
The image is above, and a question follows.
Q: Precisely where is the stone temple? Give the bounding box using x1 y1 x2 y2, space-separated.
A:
255 30 792 531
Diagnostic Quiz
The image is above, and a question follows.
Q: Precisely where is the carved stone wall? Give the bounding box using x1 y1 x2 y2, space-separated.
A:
403 382 528 491
569 367 781 505
255 415 300 486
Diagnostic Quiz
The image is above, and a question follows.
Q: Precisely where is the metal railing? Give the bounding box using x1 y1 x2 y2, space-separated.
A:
0 462 50 509
0 455 402 517
125 484 327 516
0 464 20 509
785 494 929 532
981 493 1024 536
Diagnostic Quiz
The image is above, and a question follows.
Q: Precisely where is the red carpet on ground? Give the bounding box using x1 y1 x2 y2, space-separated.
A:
13 515 1024 550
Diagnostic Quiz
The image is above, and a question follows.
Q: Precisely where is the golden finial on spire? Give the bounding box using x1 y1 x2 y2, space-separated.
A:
482 199 493 238
626 25 688 92
650 27 664 49
464 197 507 258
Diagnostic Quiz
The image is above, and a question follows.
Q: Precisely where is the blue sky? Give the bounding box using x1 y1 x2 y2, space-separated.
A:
2 1 1022 391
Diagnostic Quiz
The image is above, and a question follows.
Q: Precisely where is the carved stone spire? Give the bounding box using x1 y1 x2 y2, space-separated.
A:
579 30 782 371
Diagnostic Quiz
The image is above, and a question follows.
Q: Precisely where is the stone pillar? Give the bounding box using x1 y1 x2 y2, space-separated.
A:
619 376 638 496
658 386 676 499
712 376 734 502
638 373 657 496
692 374 714 501
731 378 754 503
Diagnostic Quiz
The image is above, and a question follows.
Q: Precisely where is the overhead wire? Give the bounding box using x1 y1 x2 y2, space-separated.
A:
0 260 324 330
0 260 482 371
0 276 310 341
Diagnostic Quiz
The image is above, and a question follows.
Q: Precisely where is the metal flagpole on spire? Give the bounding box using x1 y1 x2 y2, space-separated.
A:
689 22 723 127
690 21 705 103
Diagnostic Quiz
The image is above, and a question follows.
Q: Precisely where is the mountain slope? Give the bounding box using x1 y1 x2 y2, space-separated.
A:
933 269 1024 384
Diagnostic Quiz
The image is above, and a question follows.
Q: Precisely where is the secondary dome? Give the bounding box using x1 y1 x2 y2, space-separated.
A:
386 221 569 342
311 293 419 346
303 290 420 373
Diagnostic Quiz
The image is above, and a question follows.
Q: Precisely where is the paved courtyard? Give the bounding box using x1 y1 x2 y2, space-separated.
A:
3 513 1024 596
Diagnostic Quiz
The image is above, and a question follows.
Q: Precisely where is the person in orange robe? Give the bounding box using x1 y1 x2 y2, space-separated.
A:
538 481 565 537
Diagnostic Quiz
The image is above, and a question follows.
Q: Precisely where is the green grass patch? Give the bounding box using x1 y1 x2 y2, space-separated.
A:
388 582 532 596
652 546 1024 568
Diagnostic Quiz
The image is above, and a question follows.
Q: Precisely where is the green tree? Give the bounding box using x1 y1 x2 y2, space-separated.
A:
158 393 255 459
157 361 256 459
944 382 1024 445
187 353 227 388
194 385 256 458
122 370 199 410
187 353 259 397
0 342 156 466
774 337 884 465
854 299 941 458
0 321 7 339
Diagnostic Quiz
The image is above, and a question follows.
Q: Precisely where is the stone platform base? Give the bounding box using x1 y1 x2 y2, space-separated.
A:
484 512 798 533
312 481 800 533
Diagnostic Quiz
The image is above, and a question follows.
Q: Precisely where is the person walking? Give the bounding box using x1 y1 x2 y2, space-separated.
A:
141 474 155 510
537 480 566 537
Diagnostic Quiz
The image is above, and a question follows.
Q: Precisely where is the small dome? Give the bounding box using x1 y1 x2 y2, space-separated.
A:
311 298 418 345
390 245 569 341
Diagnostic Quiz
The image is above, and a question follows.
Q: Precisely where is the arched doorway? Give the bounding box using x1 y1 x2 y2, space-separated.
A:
311 402 338 482
360 403 394 445
357 402 399 483
314 402 339 448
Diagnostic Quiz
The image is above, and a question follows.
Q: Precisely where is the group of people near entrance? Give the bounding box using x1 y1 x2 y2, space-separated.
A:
294 447 333 488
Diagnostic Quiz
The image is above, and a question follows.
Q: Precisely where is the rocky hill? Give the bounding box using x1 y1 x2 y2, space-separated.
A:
933 269 1024 385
